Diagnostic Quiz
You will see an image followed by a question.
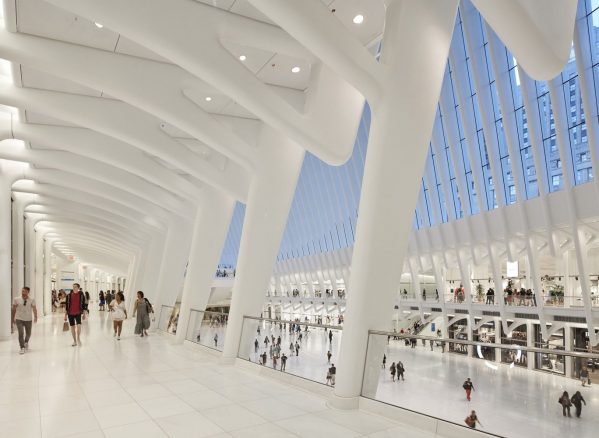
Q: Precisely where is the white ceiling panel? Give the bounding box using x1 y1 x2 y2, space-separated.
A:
115 36 172 64
195 0 236 10
21 66 102 97
24 111 79 127
229 0 276 25
220 40 275 75
218 100 257 120
256 53 311 91
17 0 119 51
328 0 385 46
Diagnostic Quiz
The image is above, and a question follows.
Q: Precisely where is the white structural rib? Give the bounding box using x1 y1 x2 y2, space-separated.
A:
0 29 257 172
472 0 578 80
45 0 365 166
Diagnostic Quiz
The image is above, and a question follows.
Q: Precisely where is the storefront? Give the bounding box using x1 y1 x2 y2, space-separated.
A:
472 320 495 360
572 327 599 378
500 324 527 367
448 318 468 355
534 325 565 375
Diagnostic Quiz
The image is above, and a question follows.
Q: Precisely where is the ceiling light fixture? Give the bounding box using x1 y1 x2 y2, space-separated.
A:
239 55 247 61
291 66 301 73
205 96 212 102
94 22 104 28
353 14 364 24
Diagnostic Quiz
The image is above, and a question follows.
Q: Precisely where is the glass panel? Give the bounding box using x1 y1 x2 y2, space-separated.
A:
237 316 343 384
361 331 599 437
157 305 177 334
185 309 228 351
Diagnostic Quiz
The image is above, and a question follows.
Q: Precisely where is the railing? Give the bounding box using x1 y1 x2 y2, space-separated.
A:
237 316 343 384
157 305 176 335
362 331 599 438
185 309 228 351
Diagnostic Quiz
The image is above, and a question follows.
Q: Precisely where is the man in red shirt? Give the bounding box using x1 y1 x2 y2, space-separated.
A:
64 283 86 346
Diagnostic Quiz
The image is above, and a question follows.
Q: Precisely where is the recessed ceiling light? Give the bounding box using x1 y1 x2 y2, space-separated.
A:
239 55 247 61
352 14 364 24
291 66 301 73
94 22 104 28
205 96 212 102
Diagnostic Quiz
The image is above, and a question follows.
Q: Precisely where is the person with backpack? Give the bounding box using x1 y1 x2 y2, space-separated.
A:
390 362 396 382
397 361 405 381
463 378 474 401
132 291 152 337
465 410 482 429
64 283 86 346
570 391 586 418
559 391 572 417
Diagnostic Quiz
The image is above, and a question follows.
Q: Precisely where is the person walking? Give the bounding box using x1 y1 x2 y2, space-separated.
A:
465 410 483 429
64 283 86 347
382 354 386 369
281 353 287 371
110 291 127 340
570 391 586 418
580 367 589 387
289 341 295 356
132 291 152 337
327 350 332 364
11 287 38 354
329 363 336 386
397 361 405 381
254 338 259 353
329 330 333 344
214 333 218 348
463 378 475 401
559 391 572 417
295 342 300 356
98 291 106 311
326 368 332 385
390 362 396 382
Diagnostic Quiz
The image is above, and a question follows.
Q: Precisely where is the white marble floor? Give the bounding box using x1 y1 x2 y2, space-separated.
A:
0 310 436 438
375 339 599 438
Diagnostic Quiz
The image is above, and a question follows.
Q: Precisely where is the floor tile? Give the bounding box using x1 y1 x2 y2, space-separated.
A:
138 395 194 419
201 404 267 432
156 411 224 438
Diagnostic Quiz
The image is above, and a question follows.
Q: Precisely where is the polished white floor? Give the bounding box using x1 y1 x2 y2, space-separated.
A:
0 309 439 438
375 339 598 438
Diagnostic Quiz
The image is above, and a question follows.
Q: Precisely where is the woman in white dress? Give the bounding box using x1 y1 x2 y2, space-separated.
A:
110 292 127 340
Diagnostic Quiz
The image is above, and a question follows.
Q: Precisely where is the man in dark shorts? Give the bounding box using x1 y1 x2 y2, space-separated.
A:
64 283 86 346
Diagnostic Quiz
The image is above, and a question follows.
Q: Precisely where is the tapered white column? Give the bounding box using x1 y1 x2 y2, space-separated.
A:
175 187 235 344
152 217 193 310
24 216 36 294
332 0 458 406
11 197 24 297
0 174 11 340
34 230 44 313
43 238 52 315
222 125 304 361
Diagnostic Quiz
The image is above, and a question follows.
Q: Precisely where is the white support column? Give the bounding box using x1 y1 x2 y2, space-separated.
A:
43 238 52 315
564 325 573 378
12 198 24 297
526 321 535 370
222 125 304 361
175 187 235 344
332 1 458 407
34 230 44 314
152 220 192 310
0 174 12 340
24 215 35 294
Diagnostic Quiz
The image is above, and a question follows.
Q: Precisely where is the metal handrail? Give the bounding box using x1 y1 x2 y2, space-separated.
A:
243 315 343 330
369 330 599 359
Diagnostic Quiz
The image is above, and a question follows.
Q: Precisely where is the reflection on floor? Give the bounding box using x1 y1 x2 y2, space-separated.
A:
0 310 438 438
375 339 599 438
